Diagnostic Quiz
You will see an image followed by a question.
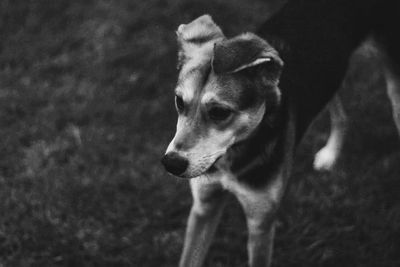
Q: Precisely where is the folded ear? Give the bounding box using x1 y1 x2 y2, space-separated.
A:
176 15 225 69
177 14 224 44
212 33 283 85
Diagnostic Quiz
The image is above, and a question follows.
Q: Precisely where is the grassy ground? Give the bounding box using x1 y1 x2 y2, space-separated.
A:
0 0 399 266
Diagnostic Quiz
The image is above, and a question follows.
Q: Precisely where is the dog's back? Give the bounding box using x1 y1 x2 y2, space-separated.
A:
258 0 400 138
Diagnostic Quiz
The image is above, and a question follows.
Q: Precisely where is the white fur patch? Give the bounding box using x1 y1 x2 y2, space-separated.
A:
313 145 338 171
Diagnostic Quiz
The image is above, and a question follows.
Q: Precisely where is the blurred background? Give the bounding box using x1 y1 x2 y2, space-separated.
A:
0 0 399 266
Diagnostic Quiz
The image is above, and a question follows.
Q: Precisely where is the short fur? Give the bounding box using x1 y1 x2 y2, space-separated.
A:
162 2 400 266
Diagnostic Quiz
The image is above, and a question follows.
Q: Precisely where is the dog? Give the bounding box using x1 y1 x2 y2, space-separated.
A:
161 0 400 266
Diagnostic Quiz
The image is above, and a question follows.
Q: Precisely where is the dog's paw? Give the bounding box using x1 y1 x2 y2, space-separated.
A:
313 146 338 171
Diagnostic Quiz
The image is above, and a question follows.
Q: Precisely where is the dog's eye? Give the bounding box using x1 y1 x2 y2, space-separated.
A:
208 107 232 121
175 95 184 112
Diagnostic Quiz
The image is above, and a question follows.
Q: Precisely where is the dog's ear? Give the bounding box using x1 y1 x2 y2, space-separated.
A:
176 15 225 69
212 33 283 85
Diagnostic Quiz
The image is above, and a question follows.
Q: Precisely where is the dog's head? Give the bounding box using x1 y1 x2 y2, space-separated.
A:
162 15 284 178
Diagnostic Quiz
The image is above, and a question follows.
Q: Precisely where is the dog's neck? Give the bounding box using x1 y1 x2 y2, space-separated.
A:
221 91 296 188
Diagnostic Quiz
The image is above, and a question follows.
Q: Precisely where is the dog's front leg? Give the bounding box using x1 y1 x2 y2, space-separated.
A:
179 178 227 267
234 176 287 267
247 219 275 267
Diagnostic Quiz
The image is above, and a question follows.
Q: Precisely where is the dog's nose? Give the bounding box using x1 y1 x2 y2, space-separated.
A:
161 152 188 176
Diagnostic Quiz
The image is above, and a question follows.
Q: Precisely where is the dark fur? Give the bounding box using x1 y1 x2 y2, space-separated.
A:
227 0 400 187
259 0 399 139
170 3 400 266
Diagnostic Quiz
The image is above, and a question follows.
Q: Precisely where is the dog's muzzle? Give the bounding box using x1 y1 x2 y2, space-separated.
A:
161 152 189 176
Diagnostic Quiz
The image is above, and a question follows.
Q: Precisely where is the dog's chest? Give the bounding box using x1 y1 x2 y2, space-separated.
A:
214 169 261 201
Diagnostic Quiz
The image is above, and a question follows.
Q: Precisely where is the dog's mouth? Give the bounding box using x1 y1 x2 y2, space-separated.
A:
203 154 224 175
174 155 223 179
189 145 236 178
205 162 218 174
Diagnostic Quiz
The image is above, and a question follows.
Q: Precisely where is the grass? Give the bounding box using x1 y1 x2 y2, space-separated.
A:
0 0 399 266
